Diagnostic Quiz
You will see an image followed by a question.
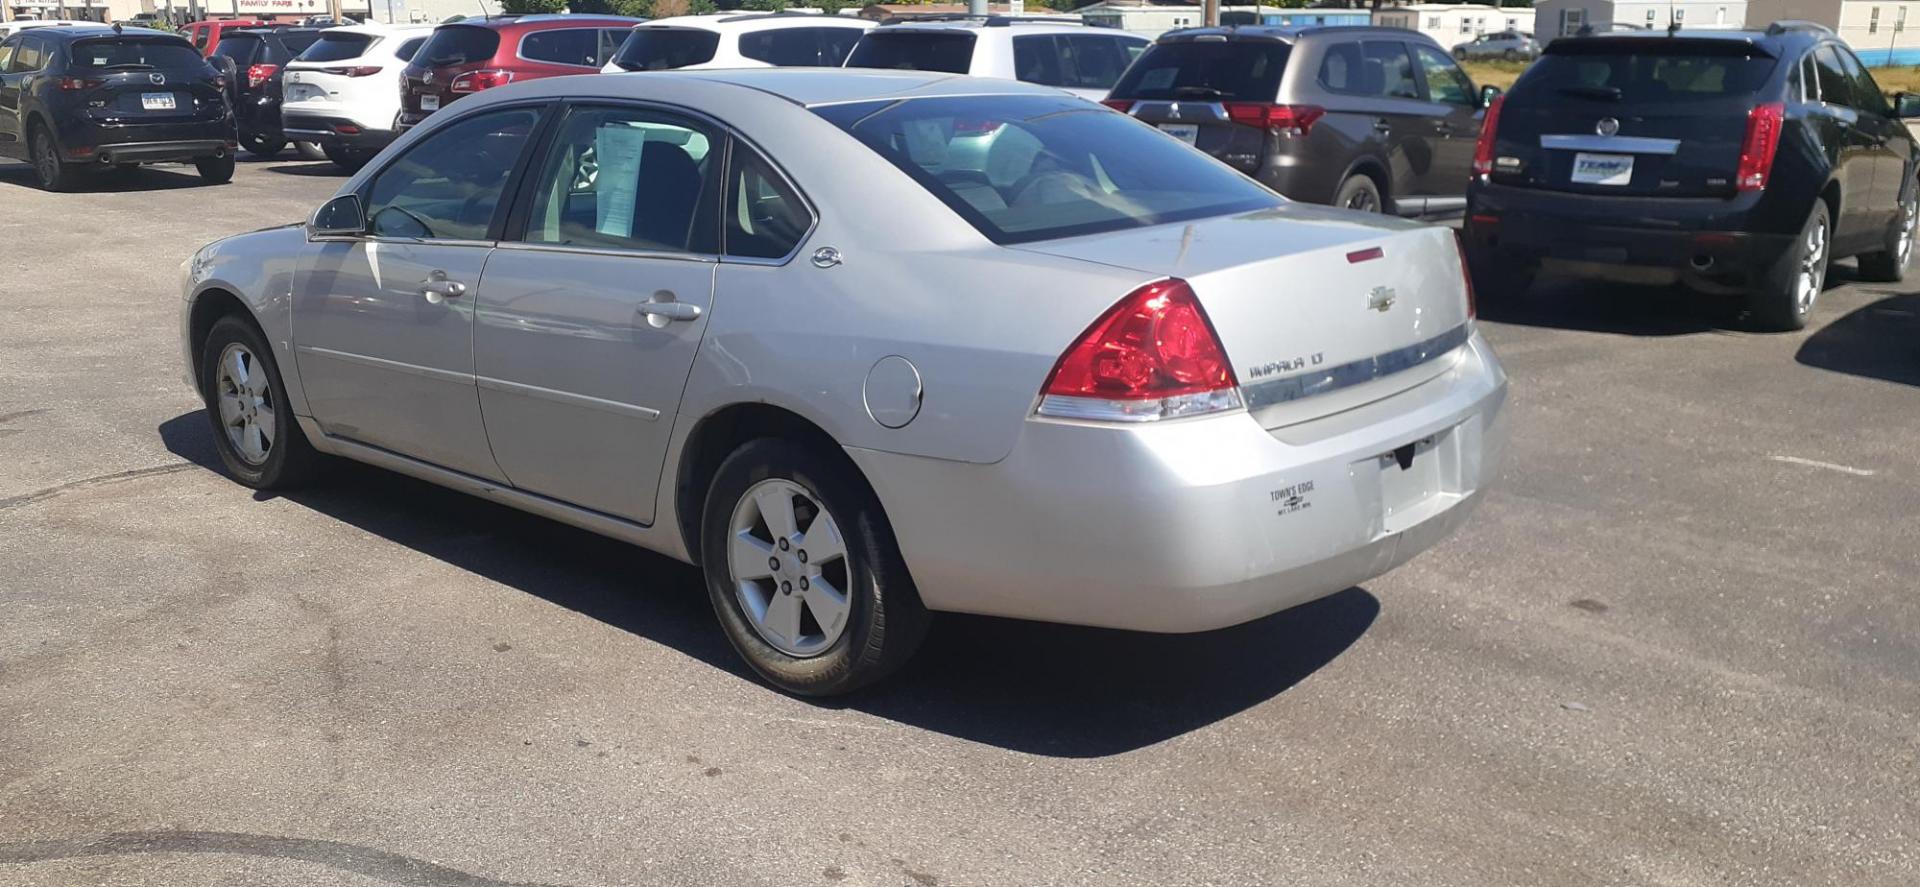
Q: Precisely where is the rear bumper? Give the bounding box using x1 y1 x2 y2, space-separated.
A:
282 112 399 150
93 140 231 164
848 332 1508 634
1466 181 1794 284
55 117 233 154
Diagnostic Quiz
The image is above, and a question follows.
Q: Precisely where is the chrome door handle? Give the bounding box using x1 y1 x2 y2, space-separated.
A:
420 270 466 301
639 294 702 327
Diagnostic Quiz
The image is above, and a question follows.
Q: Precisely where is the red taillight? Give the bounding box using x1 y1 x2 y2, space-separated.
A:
1736 101 1785 192
247 63 279 89
58 77 102 91
335 124 362 135
1454 234 1477 319
1472 94 1504 177
1223 102 1323 135
1037 279 1241 422
449 69 514 94
321 65 384 77
1100 98 1135 114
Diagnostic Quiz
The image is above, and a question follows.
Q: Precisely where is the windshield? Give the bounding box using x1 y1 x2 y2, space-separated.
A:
815 94 1280 245
610 27 720 70
70 38 204 70
1109 41 1291 101
296 31 371 62
415 25 499 67
1512 43 1778 104
844 30 976 74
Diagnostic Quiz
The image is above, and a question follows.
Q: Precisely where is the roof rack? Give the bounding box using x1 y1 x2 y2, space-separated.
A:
880 13 1088 27
1765 20 1835 36
718 12 829 23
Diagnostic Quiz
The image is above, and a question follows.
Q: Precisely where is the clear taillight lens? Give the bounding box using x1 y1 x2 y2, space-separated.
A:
1037 279 1242 423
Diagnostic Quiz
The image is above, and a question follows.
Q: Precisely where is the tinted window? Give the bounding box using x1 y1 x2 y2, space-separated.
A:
1513 45 1778 105
192 27 209 51
727 144 811 259
610 27 719 71
1011 34 1137 90
1834 45 1889 114
298 32 375 63
415 25 499 67
815 94 1280 245
519 28 603 67
1414 44 1473 105
69 38 204 70
845 31 976 74
0 38 14 73
273 32 321 60
1320 40 1419 99
1108 41 1290 102
10 35 44 73
365 107 540 241
525 106 717 253
395 36 427 62
1812 46 1852 106
739 27 863 67
211 35 261 66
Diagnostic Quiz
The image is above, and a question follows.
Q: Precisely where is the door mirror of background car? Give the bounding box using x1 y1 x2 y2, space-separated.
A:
1481 85 1503 108
310 194 365 237
1896 92 1920 119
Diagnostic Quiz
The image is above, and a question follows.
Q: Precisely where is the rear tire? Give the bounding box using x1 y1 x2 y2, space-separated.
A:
1858 186 1916 283
241 133 285 159
198 316 322 490
700 438 931 696
1466 243 1537 302
29 125 73 192
1750 200 1830 332
1333 173 1385 214
1502 48 1518 61
295 141 326 160
322 143 372 172
195 153 235 184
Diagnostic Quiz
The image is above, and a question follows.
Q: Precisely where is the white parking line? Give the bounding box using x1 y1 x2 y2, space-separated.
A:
1770 455 1877 477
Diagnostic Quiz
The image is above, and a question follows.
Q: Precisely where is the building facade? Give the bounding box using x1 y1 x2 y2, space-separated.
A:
1372 4 1537 46
1532 0 1747 37
1076 3 1303 37
1748 0 1920 64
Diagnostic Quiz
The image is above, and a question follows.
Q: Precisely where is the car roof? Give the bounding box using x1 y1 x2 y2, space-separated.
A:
229 27 323 39
874 16 1109 36
579 67 1071 106
1155 24 1432 45
632 13 873 33
452 14 644 31
321 23 435 37
1550 26 1816 56
28 25 186 42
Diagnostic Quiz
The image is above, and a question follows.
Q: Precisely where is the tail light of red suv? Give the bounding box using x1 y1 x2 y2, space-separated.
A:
449 69 515 94
1036 279 1243 423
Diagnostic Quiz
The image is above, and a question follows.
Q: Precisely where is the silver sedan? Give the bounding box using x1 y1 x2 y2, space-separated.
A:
178 69 1509 695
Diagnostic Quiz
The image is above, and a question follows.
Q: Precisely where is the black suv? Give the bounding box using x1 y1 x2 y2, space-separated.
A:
0 25 235 191
1463 24 1920 330
1105 25 1499 217
209 26 321 158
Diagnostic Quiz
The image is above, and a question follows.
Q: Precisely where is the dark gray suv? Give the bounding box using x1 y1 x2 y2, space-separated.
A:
1105 25 1497 217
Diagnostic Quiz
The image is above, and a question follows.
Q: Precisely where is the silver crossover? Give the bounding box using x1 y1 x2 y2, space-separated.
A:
178 69 1508 695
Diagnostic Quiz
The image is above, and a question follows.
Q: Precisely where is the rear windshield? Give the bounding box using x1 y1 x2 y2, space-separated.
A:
1109 40 1291 102
415 25 500 67
609 27 719 70
69 38 204 70
297 32 374 63
815 94 1280 245
211 34 262 64
845 30 977 75
1512 43 1778 104
275 31 321 58
738 26 865 67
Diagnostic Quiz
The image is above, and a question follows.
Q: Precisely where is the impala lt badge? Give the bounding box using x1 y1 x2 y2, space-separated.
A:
1368 286 1397 312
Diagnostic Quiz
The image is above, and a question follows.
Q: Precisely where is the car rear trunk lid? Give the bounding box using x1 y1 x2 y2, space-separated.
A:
1016 206 1474 428
1108 39 1291 175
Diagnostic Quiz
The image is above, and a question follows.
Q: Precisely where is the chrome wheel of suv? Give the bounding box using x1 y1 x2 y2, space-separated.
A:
1796 215 1827 315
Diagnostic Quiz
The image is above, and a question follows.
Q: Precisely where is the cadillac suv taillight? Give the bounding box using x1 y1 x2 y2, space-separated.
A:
1736 102 1785 192
1036 279 1242 423
1472 94 1504 177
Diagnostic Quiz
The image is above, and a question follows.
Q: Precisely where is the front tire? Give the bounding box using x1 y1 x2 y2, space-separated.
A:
195 153 235 184
1334 173 1385 214
29 126 73 192
700 438 930 696
198 316 321 489
1751 200 1830 331
1858 187 1916 283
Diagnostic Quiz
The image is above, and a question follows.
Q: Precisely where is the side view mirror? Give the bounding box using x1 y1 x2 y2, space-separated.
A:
1481 84 1504 108
1896 92 1920 119
310 194 365 237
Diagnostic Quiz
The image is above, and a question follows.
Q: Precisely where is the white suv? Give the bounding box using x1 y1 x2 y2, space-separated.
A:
602 13 873 73
282 23 434 171
844 16 1149 102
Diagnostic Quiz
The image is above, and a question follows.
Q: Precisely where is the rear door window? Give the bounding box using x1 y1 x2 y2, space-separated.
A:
610 27 720 71
1319 40 1419 99
844 30 977 74
415 25 500 67
70 39 204 70
519 28 602 67
522 106 719 254
13 35 42 72
298 32 375 63
1108 41 1290 102
1812 45 1855 108
211 34 261 67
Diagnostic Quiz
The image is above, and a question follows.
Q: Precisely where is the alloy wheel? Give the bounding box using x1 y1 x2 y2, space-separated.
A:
1345 188 1378 212
215 343 276 465
1797 216 1828 315
1898 195 1917 270
726 478 852 658
33 131 58 187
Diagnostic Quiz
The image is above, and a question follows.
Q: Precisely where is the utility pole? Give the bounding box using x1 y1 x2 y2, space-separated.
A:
1204 0 1218 27
329 0 341 22
2 2 12 24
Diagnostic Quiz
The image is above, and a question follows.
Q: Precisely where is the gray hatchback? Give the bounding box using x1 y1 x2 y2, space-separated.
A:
1106 25 1498 217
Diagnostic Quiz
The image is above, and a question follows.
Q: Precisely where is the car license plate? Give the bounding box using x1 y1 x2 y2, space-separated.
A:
287 84 319 102
420 94 440 111
1159 123 1199 145
1571 151 1633 186
141 92 176 111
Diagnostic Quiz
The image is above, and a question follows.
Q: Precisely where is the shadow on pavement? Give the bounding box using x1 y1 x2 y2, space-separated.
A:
262 162 350 178
0 161 215 193
1476 273 1750 336
1796 292 1920 387
160 411 1373 757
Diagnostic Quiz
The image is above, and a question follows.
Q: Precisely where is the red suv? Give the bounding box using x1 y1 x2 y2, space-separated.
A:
399 14 640 129
183 19 275 58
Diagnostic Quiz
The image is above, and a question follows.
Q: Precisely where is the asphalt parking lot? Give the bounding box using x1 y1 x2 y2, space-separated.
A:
1 156 1917 887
